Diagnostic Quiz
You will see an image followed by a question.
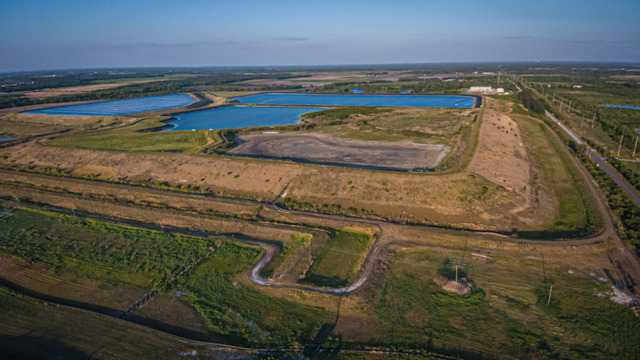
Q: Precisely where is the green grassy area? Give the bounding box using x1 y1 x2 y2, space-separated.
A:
0 204 331 348
213 91 260 98
302 107 391 120
175 243 329 346
47 116 211 152
303 229 372 287
514 115 602 238
0 207 211 289
374 248 640 359
301 106 476 146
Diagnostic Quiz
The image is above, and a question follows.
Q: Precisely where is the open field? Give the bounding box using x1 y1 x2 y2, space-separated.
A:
304 229 373 287
0 207 212 290
0 112 133 139
230 132 451 170
48 116 212 152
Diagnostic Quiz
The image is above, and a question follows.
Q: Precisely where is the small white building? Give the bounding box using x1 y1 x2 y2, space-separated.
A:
469 86 494 93
469 86 505 95
573 85 583 89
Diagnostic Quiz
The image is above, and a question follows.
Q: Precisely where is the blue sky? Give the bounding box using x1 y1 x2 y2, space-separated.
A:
1 0 638 71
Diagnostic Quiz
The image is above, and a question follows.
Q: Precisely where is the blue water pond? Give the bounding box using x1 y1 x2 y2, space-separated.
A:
601 105 640 111
235 93 476 108
166 106 326 131
350 88 364 94
24 94 196 116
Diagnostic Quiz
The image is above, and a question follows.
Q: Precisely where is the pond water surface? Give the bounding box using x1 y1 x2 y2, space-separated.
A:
166 106 326 131
235 93 476 108
24 94 196 116
601 105 640 111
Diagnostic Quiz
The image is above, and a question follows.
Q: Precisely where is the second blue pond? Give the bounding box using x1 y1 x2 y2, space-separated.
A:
166 106 325 131
235 93 476 108
24 94 196 116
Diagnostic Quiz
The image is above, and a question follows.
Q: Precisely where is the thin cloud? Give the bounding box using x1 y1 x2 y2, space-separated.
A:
274 36 309 42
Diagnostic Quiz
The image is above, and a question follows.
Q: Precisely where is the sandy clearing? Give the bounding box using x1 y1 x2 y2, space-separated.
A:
468 97 531 194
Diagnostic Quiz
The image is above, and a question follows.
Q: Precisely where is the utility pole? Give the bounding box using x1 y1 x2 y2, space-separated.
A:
559 100 564 112
592 114 596 128
581 117 585 129
568 100 572 113
547 285 553 305
552 93 555 102
617 135 624 157
633 137 638 158
497 72 501 85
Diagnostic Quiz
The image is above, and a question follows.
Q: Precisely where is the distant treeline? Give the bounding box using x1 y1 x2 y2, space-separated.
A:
596 109 640 152
609 159 640 194
0 70 167 93
310 76 517 95
518 89 546 114
0 71 304 109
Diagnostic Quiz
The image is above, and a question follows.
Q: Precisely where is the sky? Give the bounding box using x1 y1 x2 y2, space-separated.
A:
1 0 639 72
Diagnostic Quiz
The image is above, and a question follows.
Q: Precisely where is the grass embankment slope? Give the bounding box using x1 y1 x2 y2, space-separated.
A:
0 206 331 348
513 112 602 238
304 229 373 287
47 116 211 152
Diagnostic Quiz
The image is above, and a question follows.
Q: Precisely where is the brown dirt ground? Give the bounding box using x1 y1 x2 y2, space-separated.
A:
468 98 531 194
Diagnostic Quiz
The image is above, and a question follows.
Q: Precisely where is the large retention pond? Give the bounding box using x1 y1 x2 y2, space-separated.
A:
601 105 640 111
235 93 477 108
166 106 325 131
24 94 196 116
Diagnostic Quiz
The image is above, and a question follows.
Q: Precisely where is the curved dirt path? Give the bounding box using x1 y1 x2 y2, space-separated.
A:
245 223 383 294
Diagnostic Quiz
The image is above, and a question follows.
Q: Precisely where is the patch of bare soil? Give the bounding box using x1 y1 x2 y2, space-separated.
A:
468 97 531 194
230 132 451 170
441 280 471 295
